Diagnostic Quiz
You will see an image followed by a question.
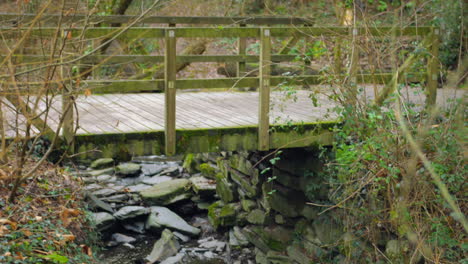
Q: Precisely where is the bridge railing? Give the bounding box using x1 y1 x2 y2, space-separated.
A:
0 15 439 155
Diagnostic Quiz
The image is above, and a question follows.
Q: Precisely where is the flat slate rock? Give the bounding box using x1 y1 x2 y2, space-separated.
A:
146 206 201 236
116 163 141 177
142 175 172 185
90 158 114 170
113 206 149 220
140 179 191 205
92 212 115 231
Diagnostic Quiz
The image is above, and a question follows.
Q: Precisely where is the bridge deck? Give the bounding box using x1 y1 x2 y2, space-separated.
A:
1 87 461 159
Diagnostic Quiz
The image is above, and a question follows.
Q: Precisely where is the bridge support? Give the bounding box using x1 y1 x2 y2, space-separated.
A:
165 28 177 156
258 28 271 151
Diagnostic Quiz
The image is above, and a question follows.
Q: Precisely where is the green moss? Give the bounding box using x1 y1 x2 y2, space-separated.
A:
208 202 237 229
199 163 217 179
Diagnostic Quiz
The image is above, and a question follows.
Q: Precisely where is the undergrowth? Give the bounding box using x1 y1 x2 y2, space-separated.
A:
0 159 98 264
325 88 466 263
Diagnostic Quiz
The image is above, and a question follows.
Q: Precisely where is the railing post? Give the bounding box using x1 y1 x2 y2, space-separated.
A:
349 27 359 101
61 30 74 149
165 28 177 156
258 27 271 151
237 24 247 77
426 27 439 108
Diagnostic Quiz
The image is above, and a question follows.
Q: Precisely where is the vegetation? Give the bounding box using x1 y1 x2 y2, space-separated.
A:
0 0 465 263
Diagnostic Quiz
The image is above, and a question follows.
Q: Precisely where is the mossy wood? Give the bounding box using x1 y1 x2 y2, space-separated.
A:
0 21 437 156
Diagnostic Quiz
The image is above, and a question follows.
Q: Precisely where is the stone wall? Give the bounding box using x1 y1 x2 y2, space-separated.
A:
186 148 347 263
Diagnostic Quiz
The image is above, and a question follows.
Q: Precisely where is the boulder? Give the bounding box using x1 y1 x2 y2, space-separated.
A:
145 229 181 264
230 169 257 198
146 206 201 236
242 225 293 252
91 212 115 231
140 179 191 205
116 163 141 177
190 176 216 196
113 206 149 220
90 158 114 170
241 199 256 211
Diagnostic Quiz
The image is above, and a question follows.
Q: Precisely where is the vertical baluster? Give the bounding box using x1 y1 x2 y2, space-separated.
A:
258 28 271 151
426 27 439 108
237 24 247 77
165 28 177 155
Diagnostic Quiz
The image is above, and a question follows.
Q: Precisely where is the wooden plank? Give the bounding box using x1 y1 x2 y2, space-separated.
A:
2 54 297 64
0 14 313 25
259 28 271 151
1 26 432 40
165 29 177 155
426 27 439 108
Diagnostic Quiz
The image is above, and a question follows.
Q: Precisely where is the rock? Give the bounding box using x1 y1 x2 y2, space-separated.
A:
199 163 217 179
110 233 136 245
123 222 145 234
216 173 237 203
262 182 305 217
190 176 216 196
301 205 319 220
274 214 285 224
140 179 191 205
116 163 141 177
145 206 201 236
198 237 226 252
159 253 184 264
208 202 238 229
141 163 167 176
312 214 343 245
96 174 116 183
241 199 256 211
126 184 152 192
173 232 190 242
113 206 149 220
122 243 135 249
287 243 315 264
182 153 197 174
203 251 217 258
90 158 114 170
229 227 250 247
255 248 268 264
242 225 293 252
233 226 249 246
230 169 257 198
92 188 122 197
145 229 181 264
247 209 266 225
101 194 130 203
159 166 179 176
266 251 292 264
89 167 115 177
142 175 172 185
87 193 114 213
92 212 115 231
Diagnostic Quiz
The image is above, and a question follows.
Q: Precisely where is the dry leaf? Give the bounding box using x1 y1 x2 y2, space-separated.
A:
75 78 81 88
67 31 72 40
60 208 80 227
23 229 33 237
84 88 92 97
80 244 92 256
0 218 18 230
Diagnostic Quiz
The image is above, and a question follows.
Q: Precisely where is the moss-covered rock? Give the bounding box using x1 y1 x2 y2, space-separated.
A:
215 173 237 203
207 202 238 229
266 251 293 264
247 209 266 225
242 225 293 252
116 163 141 177
241 199 256 211
230 169 257 198
90 158 114 170
199 163 218 179
140 179 191 205
182 153 197 174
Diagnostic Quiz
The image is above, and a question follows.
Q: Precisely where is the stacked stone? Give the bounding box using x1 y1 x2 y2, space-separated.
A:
191 149 346 264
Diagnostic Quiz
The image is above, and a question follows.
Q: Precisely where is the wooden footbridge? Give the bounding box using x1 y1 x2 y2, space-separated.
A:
0 14 440 159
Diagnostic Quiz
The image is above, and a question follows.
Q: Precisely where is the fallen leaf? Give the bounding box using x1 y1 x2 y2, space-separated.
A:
0 218 18 230
60 208 80 227
84 89 92 97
